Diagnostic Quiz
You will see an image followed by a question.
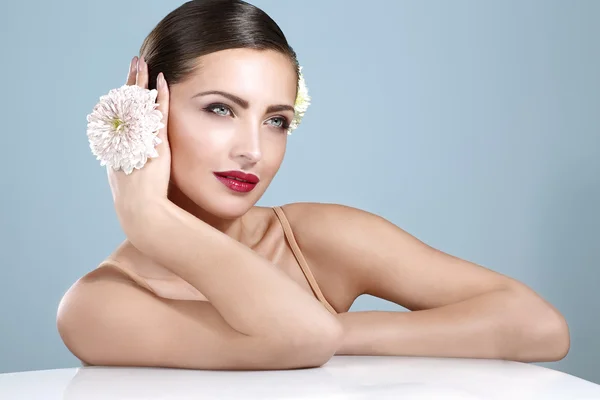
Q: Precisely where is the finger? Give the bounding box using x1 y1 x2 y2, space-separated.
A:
136 56 149 89
156 72 170 144
126 56 138 86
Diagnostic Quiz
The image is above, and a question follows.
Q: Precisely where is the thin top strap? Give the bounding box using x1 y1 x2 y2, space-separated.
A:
272 206 337 315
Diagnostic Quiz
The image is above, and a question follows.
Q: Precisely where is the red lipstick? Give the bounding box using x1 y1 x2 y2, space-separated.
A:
213 170 260 193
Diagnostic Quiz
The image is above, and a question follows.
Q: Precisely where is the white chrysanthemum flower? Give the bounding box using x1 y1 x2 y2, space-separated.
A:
86 84 165 175
288 67 311 135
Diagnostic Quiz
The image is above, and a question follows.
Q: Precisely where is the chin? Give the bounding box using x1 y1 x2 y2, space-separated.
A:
183 184 263 220
203 197 256 219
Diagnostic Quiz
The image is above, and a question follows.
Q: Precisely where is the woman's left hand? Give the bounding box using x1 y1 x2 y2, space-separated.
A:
107 55 172 219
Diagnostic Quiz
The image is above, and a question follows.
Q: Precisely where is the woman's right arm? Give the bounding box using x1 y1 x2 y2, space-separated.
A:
57 200 342 370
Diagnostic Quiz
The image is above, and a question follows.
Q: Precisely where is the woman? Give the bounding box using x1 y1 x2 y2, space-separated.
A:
57 0 570 370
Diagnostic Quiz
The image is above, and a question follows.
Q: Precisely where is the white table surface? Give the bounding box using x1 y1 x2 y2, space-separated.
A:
1 356 599 399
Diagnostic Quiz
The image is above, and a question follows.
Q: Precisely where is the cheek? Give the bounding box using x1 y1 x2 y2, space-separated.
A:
260 135 287 175
168 110 234 162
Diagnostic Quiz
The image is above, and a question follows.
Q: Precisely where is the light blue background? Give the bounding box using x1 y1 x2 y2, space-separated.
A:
1 0 598 384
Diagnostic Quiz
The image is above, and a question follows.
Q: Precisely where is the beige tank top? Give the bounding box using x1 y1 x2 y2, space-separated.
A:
97 206 337 315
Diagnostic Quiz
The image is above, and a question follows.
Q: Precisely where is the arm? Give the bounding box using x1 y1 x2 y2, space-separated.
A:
284 202 570 362
334 289 567 362
57 200 342 370
121 199 342 346
57 265 337 370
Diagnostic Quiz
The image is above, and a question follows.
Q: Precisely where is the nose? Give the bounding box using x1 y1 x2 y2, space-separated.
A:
231 125 262 165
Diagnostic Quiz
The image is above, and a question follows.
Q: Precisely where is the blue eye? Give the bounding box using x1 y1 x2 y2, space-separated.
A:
268 116 290 130
204 103 232 116
203 103 290 132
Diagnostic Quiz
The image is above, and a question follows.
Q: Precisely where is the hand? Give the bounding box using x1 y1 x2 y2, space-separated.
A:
107 55 171 221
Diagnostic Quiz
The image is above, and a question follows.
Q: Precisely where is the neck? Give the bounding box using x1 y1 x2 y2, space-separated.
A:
166 181 252 244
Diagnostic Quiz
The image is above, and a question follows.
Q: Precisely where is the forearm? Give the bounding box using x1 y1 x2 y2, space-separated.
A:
120 199 341 340
335 288 569 362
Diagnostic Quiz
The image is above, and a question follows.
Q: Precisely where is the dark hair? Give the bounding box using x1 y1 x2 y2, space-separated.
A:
140 0 299 91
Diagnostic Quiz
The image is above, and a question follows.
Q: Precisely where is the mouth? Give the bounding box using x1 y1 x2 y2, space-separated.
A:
213 171 260 193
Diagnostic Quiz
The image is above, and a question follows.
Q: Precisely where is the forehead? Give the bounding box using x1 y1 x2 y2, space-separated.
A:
179 48 298 103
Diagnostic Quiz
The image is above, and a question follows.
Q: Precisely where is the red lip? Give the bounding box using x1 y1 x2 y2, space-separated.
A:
213 170 260 184
213 170 260 193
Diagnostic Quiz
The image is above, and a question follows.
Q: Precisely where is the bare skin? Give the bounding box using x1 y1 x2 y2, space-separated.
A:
57 49 570 371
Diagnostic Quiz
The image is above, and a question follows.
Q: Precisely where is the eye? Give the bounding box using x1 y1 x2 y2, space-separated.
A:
267 116 290 130
204 103 233 117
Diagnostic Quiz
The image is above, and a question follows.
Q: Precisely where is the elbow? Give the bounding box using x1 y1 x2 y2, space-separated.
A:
534 308 570 361
296 319 344 367
309 318 344 364
503 286 570 362
273 318 343 369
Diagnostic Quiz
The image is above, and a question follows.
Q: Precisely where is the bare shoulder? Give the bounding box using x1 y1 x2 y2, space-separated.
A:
278 202 364 250
59 263 135 303
57 264 144 332
56 265 140 361
280 201 398 250
280 201 381 225
278 202 391 294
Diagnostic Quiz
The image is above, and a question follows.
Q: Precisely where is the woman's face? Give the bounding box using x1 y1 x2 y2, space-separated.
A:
167 48 298 219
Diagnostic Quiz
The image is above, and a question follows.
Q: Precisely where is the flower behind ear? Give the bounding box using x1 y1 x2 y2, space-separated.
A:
86 84 165 175
288 66 311 135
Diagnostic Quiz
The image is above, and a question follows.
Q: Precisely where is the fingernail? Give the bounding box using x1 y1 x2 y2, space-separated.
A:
157 73 165 87
139 56 146 70
130 56 138 73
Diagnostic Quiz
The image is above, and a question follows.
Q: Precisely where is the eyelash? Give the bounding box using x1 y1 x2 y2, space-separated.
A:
202 103 290 131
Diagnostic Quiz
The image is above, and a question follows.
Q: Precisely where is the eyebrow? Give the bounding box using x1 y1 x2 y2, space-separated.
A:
192 90 295 114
